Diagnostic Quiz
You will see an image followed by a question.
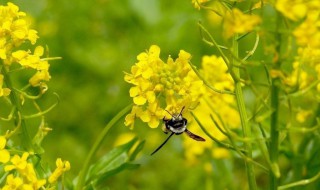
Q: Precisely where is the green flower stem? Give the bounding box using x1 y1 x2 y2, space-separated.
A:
1 65 33 150
278 171 320 190
269 12 283 190
235 82 258 190
188 61 235 95
75 104 132 190
270 79 281 185
232 36 257 190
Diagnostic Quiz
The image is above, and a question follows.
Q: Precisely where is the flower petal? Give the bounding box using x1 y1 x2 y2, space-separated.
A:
133 95 146 105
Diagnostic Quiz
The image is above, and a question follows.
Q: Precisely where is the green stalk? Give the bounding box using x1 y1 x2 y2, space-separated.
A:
235 82 258 190
269 79 281 189
269 12 282 190
75 104 132 190
1 65 33 150
232 36 257 190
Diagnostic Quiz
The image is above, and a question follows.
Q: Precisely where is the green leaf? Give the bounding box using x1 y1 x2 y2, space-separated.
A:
129 139 145 161
94 163 140 188
86 137 139 184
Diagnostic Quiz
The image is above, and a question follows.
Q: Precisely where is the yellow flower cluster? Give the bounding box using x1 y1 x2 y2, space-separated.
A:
275 2 320 92
184 55 239 163
0 136 70 189
293 12 320 49
124 45 203 128
223 8 261 39
0 2 51 88
276 0 320 21
125 45 240 163
296 109 312 123
199 55 239 128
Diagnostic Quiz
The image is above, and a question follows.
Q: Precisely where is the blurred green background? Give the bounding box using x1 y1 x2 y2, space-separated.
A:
5 0 319 190
1 0 226 189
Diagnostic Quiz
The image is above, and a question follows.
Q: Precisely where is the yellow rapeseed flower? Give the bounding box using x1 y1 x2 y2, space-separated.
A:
276 0 320 21
11 46 51 86
0 2 38 55
5 152 29 172
23 163 47 189
293 12 320 48
48 158 71 184
0 136 10 163
2 174 24 190
0 2 52 88
191 0 209 10
125 45 203 128
296 109 312 123
223 8 261 39
1 149 47 189
212 147 230 159
0 74 11 97
183 55 239 163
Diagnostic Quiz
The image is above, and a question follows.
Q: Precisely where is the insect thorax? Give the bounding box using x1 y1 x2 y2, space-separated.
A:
165 115 187 134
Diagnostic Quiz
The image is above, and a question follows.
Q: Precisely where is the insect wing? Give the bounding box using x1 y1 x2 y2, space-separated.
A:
185 129 205 141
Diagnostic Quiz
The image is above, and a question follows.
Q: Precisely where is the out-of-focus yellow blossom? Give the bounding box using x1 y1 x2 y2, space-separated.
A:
124 45 203 128
271 61 315 91
269 69 285 79
212 147 230 159
183 121 212 164
206 1 226 26
271 7 320 92
290 9 320 94
296 109 312 123
192 0 209 10
0 74 10 96
203 162 212 173
276 0 320 21
284 62 309 89
253 0 269 9
223 8 261 39
199 55 239 127
293 12 320 48
5 152 29 171
48 158 71 184
113 132 136 146
0 136 10 163
183 55 239 163
201 55 234 92
2 175 24 190
23 163 47 189
297 47 320 67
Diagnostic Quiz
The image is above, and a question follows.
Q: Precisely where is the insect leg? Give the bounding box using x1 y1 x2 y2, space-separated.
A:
150 132 175 155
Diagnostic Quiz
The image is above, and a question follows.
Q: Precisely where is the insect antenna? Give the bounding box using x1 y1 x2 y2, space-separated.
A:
179 106 185 116
150 132 175 155
165 109 173 117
